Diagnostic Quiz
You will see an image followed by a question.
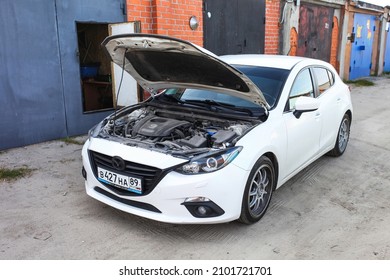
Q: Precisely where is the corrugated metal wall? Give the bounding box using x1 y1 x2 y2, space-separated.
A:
0 1 67 150
0 0 125 150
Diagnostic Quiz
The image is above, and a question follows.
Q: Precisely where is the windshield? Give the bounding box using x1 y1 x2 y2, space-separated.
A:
234 65 289 108
161 65 288 109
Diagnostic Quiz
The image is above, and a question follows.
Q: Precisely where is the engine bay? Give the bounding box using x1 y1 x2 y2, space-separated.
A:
97 104 259 156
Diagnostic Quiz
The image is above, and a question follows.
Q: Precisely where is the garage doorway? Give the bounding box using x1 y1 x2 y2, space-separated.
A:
77 23 113 112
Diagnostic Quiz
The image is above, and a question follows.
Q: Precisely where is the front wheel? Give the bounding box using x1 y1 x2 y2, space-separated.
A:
239 156 275 224
328 113 351 157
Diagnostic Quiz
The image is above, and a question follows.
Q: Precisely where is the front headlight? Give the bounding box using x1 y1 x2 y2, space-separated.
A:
176 146 243 175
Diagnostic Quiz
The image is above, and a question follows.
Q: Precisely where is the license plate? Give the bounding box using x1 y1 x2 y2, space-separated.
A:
97 167 142 194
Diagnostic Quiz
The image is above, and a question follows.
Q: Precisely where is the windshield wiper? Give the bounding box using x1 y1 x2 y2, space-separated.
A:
183 99 253 116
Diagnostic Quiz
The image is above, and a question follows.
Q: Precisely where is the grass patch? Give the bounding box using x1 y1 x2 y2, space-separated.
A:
0 167 34 181
345 79 375 86
60 137 83 145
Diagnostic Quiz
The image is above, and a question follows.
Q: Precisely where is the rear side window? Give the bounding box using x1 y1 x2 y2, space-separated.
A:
313 67 334 96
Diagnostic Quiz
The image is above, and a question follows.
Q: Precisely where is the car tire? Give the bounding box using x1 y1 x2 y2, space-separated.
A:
328 113 351 157
239 156 275 224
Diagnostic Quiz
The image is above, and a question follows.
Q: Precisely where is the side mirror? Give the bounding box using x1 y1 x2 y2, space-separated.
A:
293 96 319 119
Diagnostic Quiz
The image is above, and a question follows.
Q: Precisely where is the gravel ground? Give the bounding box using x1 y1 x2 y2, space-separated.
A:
1 76 390 260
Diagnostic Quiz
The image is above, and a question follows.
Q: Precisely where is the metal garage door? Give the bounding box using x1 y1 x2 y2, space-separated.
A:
0 0 126 150
55 0 127 136
203 0 265 55
297 3 334 62
349 13 376 80
384 24 390 72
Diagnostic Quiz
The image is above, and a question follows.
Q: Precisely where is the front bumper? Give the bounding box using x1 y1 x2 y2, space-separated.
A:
82 139 250 224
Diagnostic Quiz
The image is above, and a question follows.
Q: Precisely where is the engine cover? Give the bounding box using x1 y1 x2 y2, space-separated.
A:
132 116 190 137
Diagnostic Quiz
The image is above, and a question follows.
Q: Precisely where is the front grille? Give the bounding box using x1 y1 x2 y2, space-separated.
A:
89 150 166 196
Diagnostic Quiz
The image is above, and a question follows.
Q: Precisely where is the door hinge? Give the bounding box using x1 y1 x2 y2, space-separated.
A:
349 66 351 72
121 1 127 16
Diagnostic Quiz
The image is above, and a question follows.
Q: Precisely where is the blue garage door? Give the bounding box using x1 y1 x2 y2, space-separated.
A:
349 13 376 80
55 1 127 136
0 0 126 150
384 25 390 72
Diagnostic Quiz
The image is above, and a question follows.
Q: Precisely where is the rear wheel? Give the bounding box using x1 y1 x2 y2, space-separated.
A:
328 113 350 157
239 156 275 224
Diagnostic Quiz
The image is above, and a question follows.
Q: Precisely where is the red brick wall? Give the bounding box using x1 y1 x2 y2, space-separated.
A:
126 0 154 33
127 0 280 53
126 0 203 46
289 27 298 56
265 0 280 54
330 16 339 71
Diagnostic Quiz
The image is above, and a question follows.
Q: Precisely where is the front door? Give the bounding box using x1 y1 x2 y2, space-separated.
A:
283 68 322 177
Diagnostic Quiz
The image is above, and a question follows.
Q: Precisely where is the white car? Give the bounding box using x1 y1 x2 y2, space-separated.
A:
81 34 352 224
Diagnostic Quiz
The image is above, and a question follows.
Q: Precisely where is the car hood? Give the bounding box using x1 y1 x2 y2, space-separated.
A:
102 34 269 109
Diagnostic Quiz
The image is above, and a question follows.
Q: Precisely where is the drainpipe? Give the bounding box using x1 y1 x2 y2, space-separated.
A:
281 0 299 55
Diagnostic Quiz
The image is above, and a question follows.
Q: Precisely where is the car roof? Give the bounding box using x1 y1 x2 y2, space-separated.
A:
220 54 318 70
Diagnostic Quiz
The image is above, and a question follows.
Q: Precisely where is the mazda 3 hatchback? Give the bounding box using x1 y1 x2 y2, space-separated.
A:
81 34 352 224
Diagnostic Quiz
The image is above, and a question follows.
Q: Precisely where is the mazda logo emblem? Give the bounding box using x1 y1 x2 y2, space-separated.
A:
112 156 125 171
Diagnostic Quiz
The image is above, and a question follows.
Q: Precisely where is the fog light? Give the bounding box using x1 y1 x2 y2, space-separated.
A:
181 200 225 218
196 206 208 216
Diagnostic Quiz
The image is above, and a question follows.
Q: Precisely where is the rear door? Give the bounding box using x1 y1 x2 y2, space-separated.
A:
312 67 342 152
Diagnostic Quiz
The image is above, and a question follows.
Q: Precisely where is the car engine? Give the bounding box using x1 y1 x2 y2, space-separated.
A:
99 105 257 155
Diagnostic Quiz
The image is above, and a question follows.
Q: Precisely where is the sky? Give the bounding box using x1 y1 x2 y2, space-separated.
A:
361 0 390 7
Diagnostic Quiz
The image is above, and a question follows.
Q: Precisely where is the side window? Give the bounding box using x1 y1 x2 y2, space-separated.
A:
313 67 332 96
287 69 314 111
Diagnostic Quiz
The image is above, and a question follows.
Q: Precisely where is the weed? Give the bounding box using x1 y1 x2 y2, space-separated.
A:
60 137 83 145
345 79 374 86
0 167 34 181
